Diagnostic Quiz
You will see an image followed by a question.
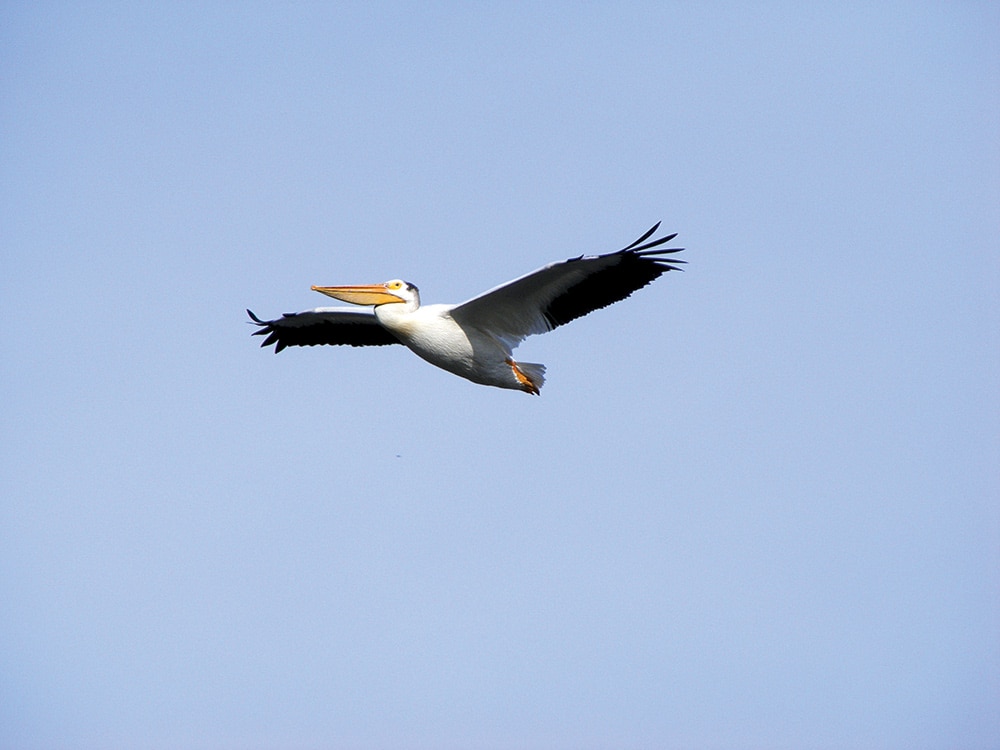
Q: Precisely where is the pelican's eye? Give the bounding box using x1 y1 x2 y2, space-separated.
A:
387 281 403 290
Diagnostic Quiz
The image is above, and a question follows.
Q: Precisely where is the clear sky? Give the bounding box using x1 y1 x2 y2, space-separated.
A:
2 3 998 748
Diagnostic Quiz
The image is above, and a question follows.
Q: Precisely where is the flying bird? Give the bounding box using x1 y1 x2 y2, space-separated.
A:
248 223 684 394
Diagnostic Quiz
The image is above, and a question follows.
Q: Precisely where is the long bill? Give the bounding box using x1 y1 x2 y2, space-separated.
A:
311 284 404 306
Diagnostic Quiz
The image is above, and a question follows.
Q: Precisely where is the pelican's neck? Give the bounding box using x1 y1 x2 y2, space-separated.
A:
374 297 419 327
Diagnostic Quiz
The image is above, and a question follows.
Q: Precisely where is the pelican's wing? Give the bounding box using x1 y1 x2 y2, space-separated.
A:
450 223 683 348
247 307 402 352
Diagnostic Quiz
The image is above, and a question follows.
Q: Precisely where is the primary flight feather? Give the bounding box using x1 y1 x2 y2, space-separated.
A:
248 223 684 394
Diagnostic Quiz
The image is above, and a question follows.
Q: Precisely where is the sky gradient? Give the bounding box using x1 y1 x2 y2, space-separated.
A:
2 3 998 748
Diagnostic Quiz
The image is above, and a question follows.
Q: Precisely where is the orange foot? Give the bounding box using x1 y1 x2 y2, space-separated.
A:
506 358 540 395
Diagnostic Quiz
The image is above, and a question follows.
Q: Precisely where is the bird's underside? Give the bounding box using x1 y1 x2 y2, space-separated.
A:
248 222 684 393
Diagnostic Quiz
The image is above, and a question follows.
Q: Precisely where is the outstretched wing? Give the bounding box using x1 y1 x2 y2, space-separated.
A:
450 223 684 348
247 308 402 352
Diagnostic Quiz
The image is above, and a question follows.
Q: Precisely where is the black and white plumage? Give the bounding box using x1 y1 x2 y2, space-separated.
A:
248 223 684 394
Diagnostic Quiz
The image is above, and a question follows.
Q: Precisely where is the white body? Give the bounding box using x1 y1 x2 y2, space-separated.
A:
375 301 545 392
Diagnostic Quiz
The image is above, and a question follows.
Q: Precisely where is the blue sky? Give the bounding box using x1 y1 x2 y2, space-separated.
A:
2 3 998 748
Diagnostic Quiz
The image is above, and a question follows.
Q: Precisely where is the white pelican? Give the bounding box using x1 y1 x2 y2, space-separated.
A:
248 223 684 394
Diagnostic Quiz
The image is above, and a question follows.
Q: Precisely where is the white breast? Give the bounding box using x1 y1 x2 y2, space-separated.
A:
376 304 474 371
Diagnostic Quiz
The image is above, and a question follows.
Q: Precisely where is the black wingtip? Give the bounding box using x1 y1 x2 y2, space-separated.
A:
622 222 662 251
617 223 685 256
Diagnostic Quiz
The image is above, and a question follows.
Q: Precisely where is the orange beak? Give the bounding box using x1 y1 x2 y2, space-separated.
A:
310 284 405 306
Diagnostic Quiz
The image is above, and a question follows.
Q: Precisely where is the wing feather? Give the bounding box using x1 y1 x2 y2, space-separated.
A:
450 224 683 348
247 308 401 352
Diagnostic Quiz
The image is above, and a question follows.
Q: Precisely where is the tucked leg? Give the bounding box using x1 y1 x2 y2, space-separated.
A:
506 358 541 395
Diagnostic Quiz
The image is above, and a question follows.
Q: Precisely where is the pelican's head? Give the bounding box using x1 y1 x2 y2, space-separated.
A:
311 279 420 308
